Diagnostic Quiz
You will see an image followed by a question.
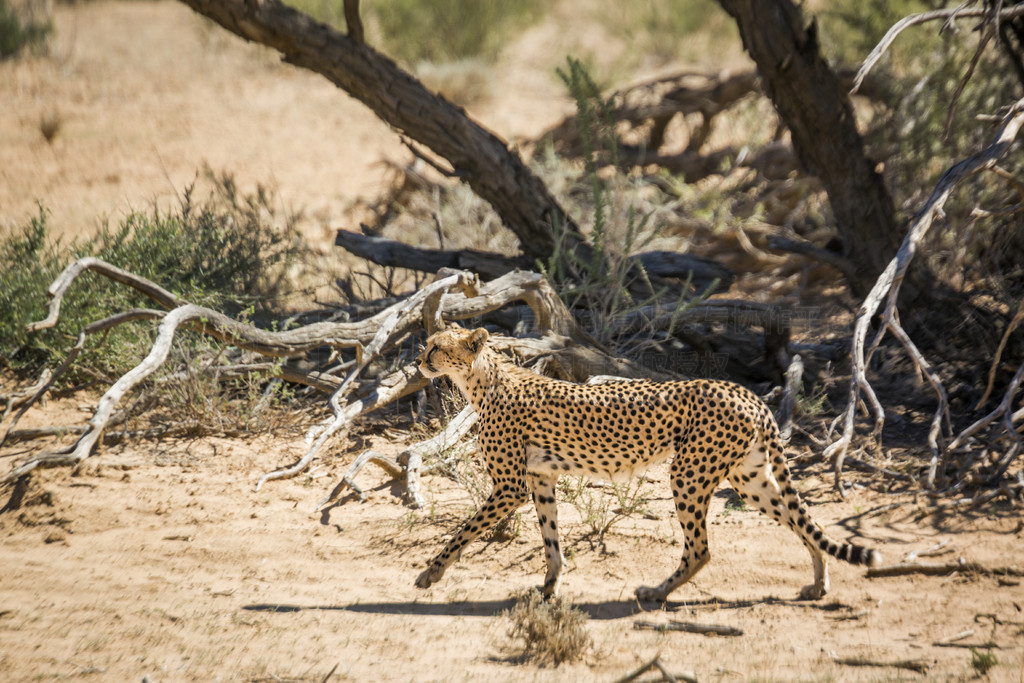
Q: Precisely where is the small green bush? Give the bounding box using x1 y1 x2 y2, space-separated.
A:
970 647 998 676
0 182 304 383
546 57 712 348
287 0 545 65
0 0 51 59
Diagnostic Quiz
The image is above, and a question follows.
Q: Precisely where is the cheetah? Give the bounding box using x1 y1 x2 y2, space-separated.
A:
415 326 881 601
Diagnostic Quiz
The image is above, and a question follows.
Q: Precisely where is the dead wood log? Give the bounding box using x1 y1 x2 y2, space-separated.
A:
336 229 734 298
174 0 588 265
2 255 662 495
824 97 1024 495
634 620 743 637
336 228 529 281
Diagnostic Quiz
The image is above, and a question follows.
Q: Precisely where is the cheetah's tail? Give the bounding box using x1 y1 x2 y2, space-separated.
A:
830 540 882 568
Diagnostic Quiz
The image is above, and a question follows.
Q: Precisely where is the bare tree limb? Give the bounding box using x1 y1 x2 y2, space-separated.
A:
2 304 213 483
611 656 698 683
1 309 166 447
867 559 1024 578
976 297 1024 409
342 0 362 45
318 405 478 509
853 4 1024 94
255 270 479 489
766 236 859 283
824 97 1024 493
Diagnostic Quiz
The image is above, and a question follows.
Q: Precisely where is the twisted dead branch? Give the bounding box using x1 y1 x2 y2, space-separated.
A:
852 4 1024 95
317 405 478 510
3 255 673 497
824 97 1024 495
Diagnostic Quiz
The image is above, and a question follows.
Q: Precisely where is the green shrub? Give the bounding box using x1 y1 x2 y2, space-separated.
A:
545 57 712 348
970 647 998 676
287 0 545 65
0 182 304 382
0 0 51 59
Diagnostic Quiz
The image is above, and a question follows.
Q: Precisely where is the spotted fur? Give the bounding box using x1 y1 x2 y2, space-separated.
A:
415 326 881 601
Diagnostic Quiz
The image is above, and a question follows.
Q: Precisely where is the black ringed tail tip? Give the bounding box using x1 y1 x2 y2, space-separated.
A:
833 543 882 566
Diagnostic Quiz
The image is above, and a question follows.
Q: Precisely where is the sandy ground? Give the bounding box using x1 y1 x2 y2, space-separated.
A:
1 413 1022 682
2 1 1024 681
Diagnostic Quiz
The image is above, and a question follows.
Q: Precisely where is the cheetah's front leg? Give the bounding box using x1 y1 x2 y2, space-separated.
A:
415 485 528 590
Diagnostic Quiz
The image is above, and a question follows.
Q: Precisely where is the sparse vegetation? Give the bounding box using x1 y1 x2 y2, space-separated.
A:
0 0 50 59
558 476 653 548
0 177 313 439
286 0 545 65
0 176 305 381
970 647 998 676
722 492 747 516
2 1 1024 679
505 590 590 666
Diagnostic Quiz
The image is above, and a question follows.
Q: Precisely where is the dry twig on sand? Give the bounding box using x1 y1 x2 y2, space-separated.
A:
831 654 930 675
634 620 743 637
867 559 1024 579
612 655 698 683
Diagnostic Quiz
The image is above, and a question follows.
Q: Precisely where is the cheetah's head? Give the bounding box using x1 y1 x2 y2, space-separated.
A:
419 327 489 379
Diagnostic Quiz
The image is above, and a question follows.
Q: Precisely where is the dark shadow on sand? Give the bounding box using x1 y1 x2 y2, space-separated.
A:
243 593 844 620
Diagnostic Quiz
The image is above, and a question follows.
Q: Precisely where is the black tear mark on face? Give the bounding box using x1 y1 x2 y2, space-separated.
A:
424 344 439 372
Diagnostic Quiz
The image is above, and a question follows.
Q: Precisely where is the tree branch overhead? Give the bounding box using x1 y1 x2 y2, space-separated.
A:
176 0 584 262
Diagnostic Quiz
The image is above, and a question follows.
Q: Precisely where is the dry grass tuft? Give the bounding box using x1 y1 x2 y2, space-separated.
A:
505 590 590 666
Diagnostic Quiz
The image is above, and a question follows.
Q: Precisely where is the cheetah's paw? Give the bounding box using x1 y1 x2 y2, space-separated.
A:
415 566 443 589
634 585 667 603
798 582 827 600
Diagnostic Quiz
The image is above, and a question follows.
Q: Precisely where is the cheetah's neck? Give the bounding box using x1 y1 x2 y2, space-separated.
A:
449 347 533 409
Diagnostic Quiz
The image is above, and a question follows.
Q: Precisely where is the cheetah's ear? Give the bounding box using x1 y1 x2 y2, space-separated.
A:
468 327 489 353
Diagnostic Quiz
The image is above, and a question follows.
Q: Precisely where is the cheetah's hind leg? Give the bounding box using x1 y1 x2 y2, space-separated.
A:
726 438 831 599
527 472 564 597
635 453 720 602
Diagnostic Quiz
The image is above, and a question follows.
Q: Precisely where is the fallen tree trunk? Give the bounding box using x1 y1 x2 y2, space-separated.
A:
335 229 735 293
